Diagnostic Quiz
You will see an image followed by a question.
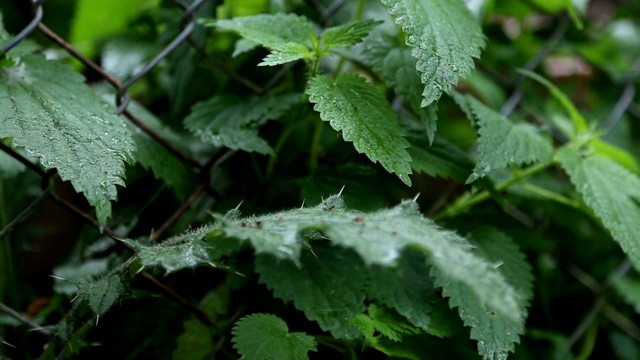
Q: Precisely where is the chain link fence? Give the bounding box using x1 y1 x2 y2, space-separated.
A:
0 0 639 356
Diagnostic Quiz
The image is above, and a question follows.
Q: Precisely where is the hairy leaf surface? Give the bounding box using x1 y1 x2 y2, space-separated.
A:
256 247 367 340
184 93 299 154
232 313 316 360
381 0 484 106
307 74 412 185
557 147 640 271
436 227 532 360
365 36 438 142
321 19 381 50
467 96 553 183
75 275 126 316
0 55 135 223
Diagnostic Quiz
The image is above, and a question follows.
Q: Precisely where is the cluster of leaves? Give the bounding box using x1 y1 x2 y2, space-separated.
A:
2 0 640 359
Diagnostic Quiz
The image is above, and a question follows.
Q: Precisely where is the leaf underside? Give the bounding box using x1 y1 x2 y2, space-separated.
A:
0 55 135 224
307 74 413 185
381 0 485 106
321 19 381 50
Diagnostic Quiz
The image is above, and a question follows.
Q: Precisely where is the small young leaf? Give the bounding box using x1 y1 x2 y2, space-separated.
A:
126 227 214 273
381 0 485 106
255 246 367 340
0 55 135 224
557 147 640 272
75 275 126 316
258 43 313 66
232 313 317 360
365 36 438 143
173 319 214 360
184 93 299 155
466 96 554 183
307 74 413 186
321 19 381 50
353 304 420 342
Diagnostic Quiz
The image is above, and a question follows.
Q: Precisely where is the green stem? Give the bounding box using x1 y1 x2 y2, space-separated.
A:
266 120 304 179
575 322 598 360
333 0 366 77
518 182 584 210
309 119 324 174
435 162 552 220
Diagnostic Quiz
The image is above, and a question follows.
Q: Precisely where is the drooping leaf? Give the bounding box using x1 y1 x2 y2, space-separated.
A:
307 74 413 185
256 246 367 340
438 227 532 360
557 147 640 272
364 36 438 143
259 43 313 66
172 319 214 360
75 275 126 316
321 19 381 50
209 13 316 66
466 96 554 183
216 195 520 324
232 313 317 360
0 55 135 224
381 0 485 106
184 93 300 154
126 227 215 273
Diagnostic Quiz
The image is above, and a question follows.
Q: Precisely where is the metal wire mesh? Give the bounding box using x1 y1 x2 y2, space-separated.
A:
0 0 639 352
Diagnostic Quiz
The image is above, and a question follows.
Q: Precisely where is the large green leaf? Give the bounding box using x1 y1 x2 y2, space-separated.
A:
0 55 135 224
256 246 367 340
365 36 438 143
557 147 640 271
467 96 554 183
436 227 532 360
184 94 299 155
381 0 485 106
307 74 412 185
232 313 317 360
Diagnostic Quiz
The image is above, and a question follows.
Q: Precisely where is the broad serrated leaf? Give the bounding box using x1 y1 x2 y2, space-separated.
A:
365 36 438 143
216 195 520 325
437 227 532 360
307 74 413 185
382 0 485 106
557 147 640 271
259 43 313 66
210 14 315 66
365 250 436 333
321 19 381 50
256 246 367 340
232 314 316 360
467 96 554 183
126 226 214 273
184 93 299 154
75 275 126 316
0 55 135 224
172 319 214 360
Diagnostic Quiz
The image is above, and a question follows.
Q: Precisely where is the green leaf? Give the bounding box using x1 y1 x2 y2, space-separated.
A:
321 19 381 50
352 304 420 342
307 74 413 186
365 250 437 334
557 147 640 272
126 227 215 273
232 313 317 359
614 277 640 314
364 36 438 143
258 43 313 66
184 93 300 155
217 195 520 324
381 0 485 106
439 227 532 360
172 319 214 360
518 69 589 135
75 275 126 316
210 13 315 66
255 246 367 340
0 55 135 224
466 96 554 183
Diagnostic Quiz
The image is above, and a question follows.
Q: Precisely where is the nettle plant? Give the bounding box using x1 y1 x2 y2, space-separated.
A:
2 0 640 359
